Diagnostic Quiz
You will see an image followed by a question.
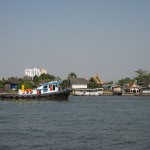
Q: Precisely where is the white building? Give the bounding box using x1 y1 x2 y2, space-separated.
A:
69 78 89 89
25 68 47 78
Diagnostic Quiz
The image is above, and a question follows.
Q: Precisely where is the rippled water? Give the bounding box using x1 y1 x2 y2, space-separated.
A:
0 96 150 150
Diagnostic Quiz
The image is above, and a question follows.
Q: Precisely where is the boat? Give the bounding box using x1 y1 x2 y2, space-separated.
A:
112 86 122 96
73 88 103 96
0 81 71 100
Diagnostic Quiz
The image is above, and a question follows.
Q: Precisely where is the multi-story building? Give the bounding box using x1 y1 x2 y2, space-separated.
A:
25 68 47 78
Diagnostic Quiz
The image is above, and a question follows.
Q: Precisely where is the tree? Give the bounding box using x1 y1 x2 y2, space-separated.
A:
61 79 69 87
68 72 77 79
55 76 61 81
88 82 98 89
118 77 132 86
135 69 147 77
88 77 102 88
19 81 33 89
106 81 114 85
0 79 4 89
134 69 148 82
33 75 39 83
38 73 56 82
39 73 48 80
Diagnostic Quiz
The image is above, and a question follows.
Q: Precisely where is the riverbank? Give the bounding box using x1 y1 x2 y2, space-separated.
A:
1 91 150 99
103 91 150 96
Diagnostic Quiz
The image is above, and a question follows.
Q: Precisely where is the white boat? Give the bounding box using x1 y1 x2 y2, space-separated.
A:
73 88 103 96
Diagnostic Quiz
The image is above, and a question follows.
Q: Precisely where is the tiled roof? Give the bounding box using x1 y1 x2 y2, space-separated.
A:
126 82 139 89
5 77 19 84
142 79 150 88
69 78 89 84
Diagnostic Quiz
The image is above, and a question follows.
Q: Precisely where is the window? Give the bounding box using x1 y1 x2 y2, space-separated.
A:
53 85 55 90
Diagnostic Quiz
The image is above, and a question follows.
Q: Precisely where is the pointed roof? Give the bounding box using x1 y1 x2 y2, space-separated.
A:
126 82 139 89
93 74 104 84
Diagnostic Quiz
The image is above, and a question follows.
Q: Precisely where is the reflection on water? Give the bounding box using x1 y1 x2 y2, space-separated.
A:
0 96 150 150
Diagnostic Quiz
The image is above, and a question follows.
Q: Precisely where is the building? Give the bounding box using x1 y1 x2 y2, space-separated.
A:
92 74 104 85
25 68 47 78
141 79 150 94
4 77 19 91
125 82 141 93
69 78 89 89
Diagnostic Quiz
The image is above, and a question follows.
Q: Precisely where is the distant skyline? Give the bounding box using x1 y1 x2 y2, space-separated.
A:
0 0 150 82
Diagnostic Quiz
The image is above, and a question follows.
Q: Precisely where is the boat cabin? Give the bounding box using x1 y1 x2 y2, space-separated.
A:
74 88 103 96
18 81 62 95
36 81 61 94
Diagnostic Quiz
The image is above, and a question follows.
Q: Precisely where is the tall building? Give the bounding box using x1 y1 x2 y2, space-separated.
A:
25 68 47 78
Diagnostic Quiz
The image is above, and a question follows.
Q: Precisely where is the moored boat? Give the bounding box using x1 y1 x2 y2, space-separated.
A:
0 81 71 100
73 88 103 96
112 86 122 96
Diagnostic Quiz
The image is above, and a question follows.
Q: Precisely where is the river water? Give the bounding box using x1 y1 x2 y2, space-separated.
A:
0 96 150 150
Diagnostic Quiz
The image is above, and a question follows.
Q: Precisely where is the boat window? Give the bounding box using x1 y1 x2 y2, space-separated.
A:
43 89 48 92
53 85 55 90
44 86 47 88
98 89 102 91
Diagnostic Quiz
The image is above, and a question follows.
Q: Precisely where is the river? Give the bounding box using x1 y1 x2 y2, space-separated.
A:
0 96 150 150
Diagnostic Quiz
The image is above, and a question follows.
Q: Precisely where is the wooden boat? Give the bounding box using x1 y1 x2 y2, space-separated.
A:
112 86 122 96
0 81 71 100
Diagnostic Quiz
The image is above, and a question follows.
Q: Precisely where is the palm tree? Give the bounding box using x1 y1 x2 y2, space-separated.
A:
67 72 77 79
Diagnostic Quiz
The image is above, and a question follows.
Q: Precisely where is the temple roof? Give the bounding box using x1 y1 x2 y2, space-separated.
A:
92 74 104 84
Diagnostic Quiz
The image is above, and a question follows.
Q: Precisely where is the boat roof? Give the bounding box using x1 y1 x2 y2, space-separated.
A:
75 88 103 91
40 81 62 86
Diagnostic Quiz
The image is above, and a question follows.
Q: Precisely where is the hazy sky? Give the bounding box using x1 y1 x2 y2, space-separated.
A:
0 0 150 81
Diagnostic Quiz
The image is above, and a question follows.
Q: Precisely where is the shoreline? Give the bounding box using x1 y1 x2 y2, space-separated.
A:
102 92 150 96
1 92 150 98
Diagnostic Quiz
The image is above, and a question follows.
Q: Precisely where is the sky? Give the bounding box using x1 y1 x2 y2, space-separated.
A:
0 0 150 82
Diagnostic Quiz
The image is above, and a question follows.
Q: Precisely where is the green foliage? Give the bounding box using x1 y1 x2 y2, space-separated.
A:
106 81 114 85
118 78 132 86
88 77 102 88
135 69 147 77
39 73 56 81
61 79 69 87
18 78 24 83
88 82 97 89
0 84 4 89
134 69 149 82
2 69 150 91
55 76 61 81
117 69 150 85
16 73 58 90
0 79 5 89
32 73 57 87
18 81 33 89
33 75 39 83
68 72 77 79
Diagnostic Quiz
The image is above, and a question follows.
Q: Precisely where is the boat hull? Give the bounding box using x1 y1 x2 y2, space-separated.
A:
113 92 122 96
0 90 70 101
